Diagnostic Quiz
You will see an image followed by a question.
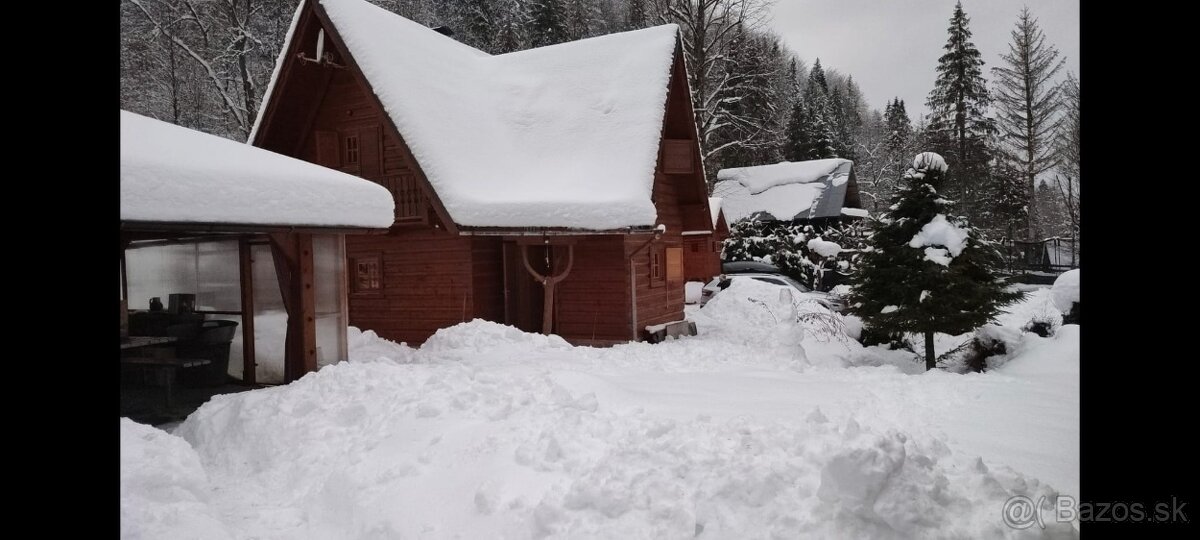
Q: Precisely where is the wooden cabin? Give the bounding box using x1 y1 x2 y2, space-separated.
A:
682 197 730 283
250 0 712 346
713 159 867 230
120 110 393 384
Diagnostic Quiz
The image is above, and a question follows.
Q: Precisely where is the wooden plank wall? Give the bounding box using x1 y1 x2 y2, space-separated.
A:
554 236 631 345
683 235 720 283
470 237 505 323
347 229 473 345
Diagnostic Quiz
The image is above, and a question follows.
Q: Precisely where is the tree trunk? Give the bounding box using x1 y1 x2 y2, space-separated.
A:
924 330 936 371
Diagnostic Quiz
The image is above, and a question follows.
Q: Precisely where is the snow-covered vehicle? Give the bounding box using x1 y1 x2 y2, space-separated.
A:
700 273 847 312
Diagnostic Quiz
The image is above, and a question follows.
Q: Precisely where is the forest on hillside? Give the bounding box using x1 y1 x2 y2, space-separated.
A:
120 0 1079 247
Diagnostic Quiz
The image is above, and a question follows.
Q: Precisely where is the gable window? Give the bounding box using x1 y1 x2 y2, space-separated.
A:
344 135 360 164
650 247 664 287
352 255 381 293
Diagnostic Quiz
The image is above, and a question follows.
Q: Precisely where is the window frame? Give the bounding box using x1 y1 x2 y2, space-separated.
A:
350 253 383 295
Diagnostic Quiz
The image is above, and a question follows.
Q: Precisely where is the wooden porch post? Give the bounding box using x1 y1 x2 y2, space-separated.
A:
238 237 257 385
520 244 574 335
269 233 319 383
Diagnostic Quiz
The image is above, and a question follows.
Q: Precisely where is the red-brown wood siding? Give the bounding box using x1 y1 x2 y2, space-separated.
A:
347 229 474 345
471 237 505 323
683 236 719 282
553 236 631 345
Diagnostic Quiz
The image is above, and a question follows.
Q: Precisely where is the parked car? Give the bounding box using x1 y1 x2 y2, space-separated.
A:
700 271 847 312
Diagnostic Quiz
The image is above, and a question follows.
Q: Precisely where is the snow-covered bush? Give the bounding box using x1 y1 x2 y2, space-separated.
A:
722 219 869 291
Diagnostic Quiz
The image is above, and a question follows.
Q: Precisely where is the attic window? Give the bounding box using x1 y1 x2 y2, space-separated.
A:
345 135 360 164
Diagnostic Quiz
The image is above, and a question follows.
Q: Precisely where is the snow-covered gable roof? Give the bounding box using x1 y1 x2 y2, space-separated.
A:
262 0 681 230
708 197 724 228
712 159 856 223
121 110 394 229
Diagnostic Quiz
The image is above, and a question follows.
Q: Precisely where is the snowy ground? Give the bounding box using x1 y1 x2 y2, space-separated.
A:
121 280 1078 539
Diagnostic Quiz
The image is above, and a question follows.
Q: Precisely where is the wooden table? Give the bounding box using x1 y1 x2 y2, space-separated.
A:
121 336 208 409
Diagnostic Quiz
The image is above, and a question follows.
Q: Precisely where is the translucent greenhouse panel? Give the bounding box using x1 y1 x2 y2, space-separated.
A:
250 242 288 384
312 234 349 367
125 243 198 312
125 240 249 382
194 240 241 312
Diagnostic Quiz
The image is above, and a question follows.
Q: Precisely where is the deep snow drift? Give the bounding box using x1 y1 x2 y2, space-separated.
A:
122 281 1078 539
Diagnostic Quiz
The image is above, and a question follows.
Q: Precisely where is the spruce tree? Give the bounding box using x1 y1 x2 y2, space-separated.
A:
991 7 1066 240
784 99 813 161
806 58 829 97
528 0 568 47
925 1 993 226
806 99 838 159
848 152 1022 370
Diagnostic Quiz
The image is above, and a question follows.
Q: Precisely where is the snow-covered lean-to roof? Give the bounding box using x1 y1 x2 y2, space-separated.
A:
121 110 394 229
252 0 681 231
712 159 860 223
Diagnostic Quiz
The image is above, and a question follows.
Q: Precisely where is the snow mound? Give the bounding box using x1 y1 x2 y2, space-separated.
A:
421 319 573 358
120 418 233 540
910 214 968 257
348 326 418 364
170 367 1071 539
1050 269 1080 312
701 278 806 328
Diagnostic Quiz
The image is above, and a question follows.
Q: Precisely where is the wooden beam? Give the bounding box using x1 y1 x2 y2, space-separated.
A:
298 234 318 375
519 244 574 335
239 237 257 386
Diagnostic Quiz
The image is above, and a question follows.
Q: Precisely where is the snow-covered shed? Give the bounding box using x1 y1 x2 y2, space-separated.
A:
121 110 394 384
712 159 865 225
250 0 712 346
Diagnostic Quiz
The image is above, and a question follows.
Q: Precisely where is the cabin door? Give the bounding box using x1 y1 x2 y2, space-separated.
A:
503 242 546 333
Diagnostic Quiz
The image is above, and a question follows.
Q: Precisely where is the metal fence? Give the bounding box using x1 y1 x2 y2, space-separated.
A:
999 237 1079 273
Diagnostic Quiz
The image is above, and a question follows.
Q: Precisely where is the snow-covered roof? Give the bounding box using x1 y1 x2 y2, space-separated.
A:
121 110 395 229
260 0 681 230
709 197 724 228
711 159 856 223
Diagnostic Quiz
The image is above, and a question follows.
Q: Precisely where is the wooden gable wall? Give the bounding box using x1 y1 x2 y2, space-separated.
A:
251 4 489 345
629 43 711 335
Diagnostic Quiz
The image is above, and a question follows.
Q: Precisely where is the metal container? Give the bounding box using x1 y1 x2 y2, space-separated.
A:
168 293 196 314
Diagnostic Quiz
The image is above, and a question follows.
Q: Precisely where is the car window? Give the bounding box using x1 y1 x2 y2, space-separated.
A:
750 277 787 286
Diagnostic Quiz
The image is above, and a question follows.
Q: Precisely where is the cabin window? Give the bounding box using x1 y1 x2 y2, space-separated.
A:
344 135 360 164
666 247 683 285
650 247 664 287
352 255 381 293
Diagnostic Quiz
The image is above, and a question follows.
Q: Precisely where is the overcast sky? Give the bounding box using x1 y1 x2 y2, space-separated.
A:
770 0 1080 119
